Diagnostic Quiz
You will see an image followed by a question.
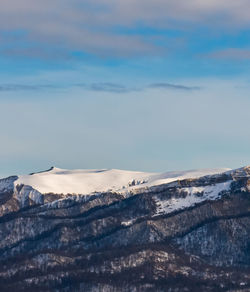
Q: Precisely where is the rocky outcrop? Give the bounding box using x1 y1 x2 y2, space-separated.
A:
0 167 249 291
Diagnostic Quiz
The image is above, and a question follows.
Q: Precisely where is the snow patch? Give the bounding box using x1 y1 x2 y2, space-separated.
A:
182 181 232 198
121 219 135 227
154 181 232 216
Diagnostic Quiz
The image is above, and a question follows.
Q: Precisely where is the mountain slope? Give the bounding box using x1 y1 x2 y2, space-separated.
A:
0 166 249 291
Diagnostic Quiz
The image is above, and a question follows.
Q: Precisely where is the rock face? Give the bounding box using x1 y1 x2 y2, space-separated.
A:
0 166 249 291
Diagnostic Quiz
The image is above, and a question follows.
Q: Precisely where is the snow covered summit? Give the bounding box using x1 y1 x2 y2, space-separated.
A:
14 166 231 195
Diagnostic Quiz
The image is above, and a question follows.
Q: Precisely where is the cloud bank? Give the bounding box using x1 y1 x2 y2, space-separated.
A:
1 0 250 58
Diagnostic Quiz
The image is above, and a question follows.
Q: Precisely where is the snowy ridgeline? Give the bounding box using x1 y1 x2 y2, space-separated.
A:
153 180 233 216
13 166 231 195
0 166 236 211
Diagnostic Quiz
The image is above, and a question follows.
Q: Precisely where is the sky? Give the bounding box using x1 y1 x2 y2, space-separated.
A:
1 0 250 177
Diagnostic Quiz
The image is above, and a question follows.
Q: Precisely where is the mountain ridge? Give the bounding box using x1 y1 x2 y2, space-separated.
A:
0 165 249 291
13 166 232 195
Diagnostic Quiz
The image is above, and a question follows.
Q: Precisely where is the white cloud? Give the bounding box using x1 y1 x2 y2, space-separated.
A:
1 0 250 57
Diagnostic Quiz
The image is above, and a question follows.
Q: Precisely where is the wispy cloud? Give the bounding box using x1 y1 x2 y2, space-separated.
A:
0 81 201 93
0 84 58 92
149 83 201 91
1 47 74 61
207 48 250 60
0 82 135 93
1 0 250 59
75 83 137 93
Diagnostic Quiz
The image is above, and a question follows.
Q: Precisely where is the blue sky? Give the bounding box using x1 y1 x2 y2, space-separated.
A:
1 0 250 177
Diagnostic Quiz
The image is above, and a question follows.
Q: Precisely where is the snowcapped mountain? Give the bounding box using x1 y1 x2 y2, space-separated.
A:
14 166 230 194
0 166 250 291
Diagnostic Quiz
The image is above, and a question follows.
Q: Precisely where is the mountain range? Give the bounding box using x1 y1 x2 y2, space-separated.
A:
0 166 249 291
